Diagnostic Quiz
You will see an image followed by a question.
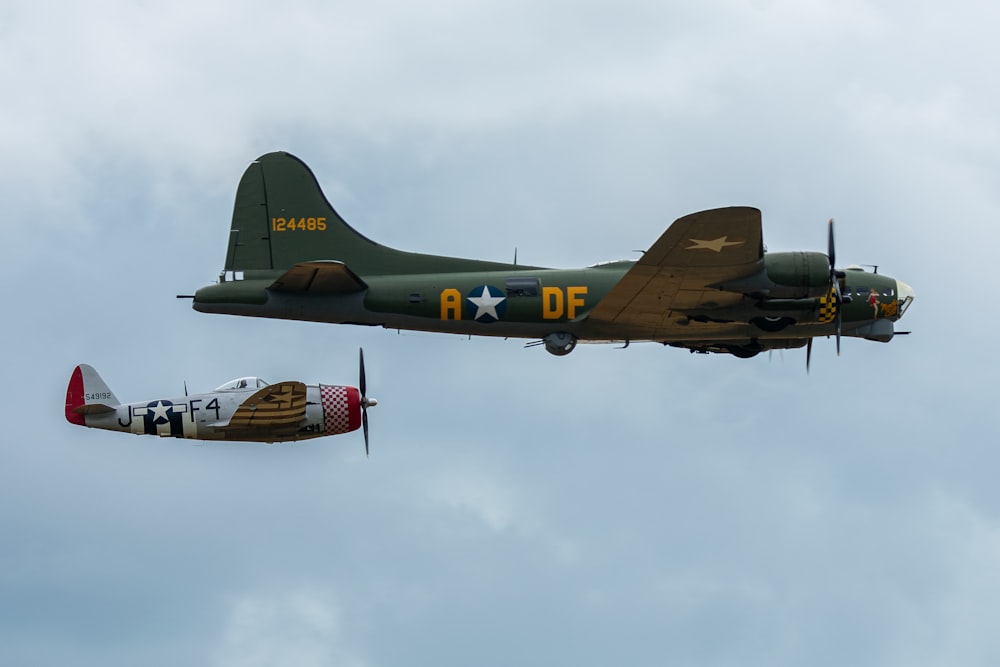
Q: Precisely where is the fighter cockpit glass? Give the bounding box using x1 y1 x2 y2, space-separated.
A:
214 377 270 392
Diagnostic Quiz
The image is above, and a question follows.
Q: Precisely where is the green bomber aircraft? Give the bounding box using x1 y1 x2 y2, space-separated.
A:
187 152 914 364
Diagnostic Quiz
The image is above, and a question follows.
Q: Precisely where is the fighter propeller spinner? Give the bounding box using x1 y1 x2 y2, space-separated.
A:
65 349 378 452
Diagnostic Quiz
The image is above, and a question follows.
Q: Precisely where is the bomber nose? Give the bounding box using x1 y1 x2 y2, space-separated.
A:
896 279 915 319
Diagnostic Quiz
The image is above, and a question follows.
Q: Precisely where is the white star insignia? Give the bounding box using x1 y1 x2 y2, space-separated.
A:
686 236 744 252
148 400 172 422
468 286 505 320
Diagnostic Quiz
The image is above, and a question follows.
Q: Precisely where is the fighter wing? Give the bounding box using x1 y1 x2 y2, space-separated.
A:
270 260 367 294
587 207 764 331
226 381 308 428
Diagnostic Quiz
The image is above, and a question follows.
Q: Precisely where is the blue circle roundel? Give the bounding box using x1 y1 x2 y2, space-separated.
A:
465 285 507 323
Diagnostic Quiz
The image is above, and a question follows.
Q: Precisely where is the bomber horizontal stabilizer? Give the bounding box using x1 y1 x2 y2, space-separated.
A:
270 260 367 294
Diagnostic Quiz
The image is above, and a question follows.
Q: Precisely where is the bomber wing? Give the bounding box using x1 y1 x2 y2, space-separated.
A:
586 207 763 332
226 381 308 429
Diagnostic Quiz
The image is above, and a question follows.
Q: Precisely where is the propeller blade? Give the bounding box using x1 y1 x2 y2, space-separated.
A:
360 347 369 458
363 409 369 458
806 338 812 374
359 348 367 398
834 280 843 356
827 217 843 357
828 218 836 270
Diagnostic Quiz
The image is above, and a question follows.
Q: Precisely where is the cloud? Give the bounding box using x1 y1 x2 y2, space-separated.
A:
3 0 999 665
418 465 522 532
213 589 365 667
887 491 1000 665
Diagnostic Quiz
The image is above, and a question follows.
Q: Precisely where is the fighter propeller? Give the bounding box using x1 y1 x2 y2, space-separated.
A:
359 347 378 457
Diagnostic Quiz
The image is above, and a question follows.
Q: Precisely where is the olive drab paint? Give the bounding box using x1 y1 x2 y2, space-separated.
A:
191 152 914 359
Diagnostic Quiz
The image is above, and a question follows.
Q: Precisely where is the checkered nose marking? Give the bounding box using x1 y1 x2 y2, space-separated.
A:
320 385 361 434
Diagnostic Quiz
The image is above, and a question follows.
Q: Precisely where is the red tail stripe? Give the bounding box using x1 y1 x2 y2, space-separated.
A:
65 366 86 426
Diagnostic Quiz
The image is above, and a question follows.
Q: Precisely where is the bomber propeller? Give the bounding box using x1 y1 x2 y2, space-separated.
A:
808 219 852 373
829 218 845 355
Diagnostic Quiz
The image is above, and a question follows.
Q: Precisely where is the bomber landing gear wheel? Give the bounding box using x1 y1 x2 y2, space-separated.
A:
543 332 577 356
751 316 795 333
725 342 764 358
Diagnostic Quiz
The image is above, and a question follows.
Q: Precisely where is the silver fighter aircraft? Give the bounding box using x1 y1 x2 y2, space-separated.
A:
65 350 378 453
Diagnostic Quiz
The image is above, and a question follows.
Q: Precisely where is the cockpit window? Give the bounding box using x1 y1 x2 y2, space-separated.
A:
898 295 914 317
214 376 269 391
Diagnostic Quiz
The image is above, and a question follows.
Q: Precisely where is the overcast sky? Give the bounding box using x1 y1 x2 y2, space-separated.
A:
2 0 997 665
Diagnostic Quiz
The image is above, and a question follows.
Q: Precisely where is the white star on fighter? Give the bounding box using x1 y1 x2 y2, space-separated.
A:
148 400 173 423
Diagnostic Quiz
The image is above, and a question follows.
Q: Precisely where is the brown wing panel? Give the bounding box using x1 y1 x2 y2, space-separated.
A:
637 206 763 268
587 207 764 330
228 382 307 428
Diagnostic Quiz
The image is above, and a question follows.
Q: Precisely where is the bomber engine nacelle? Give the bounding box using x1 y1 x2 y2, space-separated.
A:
762 252 830 298
714 251 831 299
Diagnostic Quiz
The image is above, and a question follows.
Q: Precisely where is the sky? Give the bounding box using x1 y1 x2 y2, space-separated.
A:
1 0 998 665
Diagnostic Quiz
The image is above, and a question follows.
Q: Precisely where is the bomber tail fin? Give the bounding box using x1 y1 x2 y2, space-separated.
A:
224 152 387 275
65 365 120 426
221 152 522 278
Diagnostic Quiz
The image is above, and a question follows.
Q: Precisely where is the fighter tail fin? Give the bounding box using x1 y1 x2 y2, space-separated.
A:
65 365 120 425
